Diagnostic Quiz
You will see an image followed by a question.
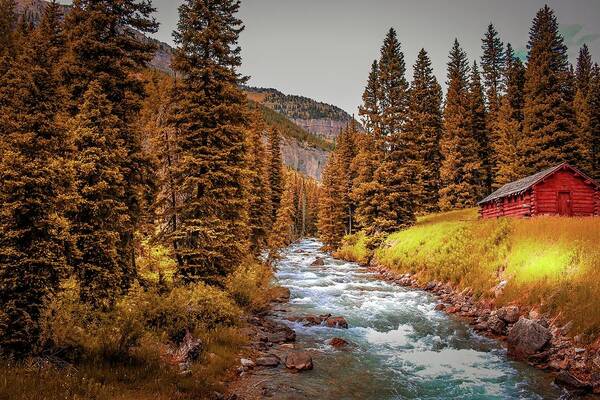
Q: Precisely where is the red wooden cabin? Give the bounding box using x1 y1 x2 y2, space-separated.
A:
478 163 599 218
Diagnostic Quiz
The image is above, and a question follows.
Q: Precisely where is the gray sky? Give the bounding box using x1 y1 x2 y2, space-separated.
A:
59 0 600 115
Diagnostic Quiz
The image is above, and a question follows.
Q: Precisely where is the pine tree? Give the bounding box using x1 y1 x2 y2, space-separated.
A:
61 0 159 294
317 153 346 249
353 59 383 232
576 44 593 95
588 65 600 179
69 82 130 308
0 0 17 76
493 44 526 187
521 5 578 174
469 61 491 196
269 170 297 250
405 48 443 212
358 60 381 139
267 127 284 225
480 24 505 117
0 10 73 353
439 39 481 209
246 111 272 254
573 45 594 175
169 0 249 284
371 28 416 233
336 122 358 234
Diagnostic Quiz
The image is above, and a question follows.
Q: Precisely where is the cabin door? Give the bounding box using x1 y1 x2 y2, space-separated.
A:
557 191 572 216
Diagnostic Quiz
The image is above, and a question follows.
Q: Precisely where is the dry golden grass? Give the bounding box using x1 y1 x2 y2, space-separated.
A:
341 209 600 336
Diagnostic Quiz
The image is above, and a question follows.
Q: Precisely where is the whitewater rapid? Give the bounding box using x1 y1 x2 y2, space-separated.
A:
269 238 565 400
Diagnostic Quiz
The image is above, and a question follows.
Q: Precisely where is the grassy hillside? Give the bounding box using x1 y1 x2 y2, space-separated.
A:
337 210 600 336
247 100 334 151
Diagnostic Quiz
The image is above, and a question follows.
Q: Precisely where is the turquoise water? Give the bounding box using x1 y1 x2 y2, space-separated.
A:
271 239 566 400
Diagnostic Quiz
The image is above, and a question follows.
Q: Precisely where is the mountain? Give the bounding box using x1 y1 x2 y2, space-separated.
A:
244 86 359 142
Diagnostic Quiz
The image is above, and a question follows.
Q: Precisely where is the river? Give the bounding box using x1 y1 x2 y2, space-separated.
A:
263 238 567 400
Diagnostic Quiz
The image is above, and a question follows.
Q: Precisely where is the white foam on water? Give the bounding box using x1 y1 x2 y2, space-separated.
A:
362 324 415 347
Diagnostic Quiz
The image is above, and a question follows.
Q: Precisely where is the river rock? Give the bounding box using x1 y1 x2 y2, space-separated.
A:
434 304 446 311
497 306 520 324
311 257 325 266
325 316 348 329
271 286 291 303
554 371 592 392
329 337 350 348
240 358 255 368
487 315 506 335
285 352 313 371
266 323 296 343
256 355 280 367
508 318 552 359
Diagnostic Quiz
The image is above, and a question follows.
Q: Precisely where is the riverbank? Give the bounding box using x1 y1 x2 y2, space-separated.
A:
336 209 600 395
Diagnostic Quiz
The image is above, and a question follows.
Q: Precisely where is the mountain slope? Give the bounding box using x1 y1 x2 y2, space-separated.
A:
244 86 359 142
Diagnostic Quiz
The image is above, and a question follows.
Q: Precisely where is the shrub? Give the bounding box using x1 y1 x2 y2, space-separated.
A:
225 259 272 312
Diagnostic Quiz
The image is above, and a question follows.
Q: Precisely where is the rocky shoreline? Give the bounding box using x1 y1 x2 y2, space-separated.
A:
368 262 600 396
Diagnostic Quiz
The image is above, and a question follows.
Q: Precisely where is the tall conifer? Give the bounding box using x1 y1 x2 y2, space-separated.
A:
469 61 490 196
0 10 72 352
588 65 600 179
372 28 416 232
406 49 443 212
493 44 526 187
439 39 481 209
169 0 249 284
268 128 284 225
522 6 578 174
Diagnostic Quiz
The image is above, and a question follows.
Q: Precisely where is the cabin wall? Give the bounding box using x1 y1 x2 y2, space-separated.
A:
480 192 533 219
534 170 597 216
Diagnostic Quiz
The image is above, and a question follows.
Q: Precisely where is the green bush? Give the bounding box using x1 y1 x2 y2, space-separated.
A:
225 259 272 312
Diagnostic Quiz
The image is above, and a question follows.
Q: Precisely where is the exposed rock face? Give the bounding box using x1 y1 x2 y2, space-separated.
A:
285 352 313 371
507 318 552 359
292 118 350 142
280 136 328 181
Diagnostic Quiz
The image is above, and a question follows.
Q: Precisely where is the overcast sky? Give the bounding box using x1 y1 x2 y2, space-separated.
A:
59 0 600 115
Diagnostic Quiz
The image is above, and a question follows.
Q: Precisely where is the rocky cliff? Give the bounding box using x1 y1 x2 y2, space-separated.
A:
291 118 349 142
280 136 329 181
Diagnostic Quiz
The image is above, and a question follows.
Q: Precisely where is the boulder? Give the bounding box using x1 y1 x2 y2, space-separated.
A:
271 287 291 303
325 316 348 329
285 351 313 371
240 358 255 368
256 355 280 367
434 304 446 311
487 315 506 335
311 257 325 266
267 324 296 343
507 318 552 359
497 306 520 324
329 337 350 348
554 371 592 392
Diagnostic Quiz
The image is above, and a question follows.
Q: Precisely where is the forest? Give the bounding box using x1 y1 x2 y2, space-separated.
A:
318 6 599 250
0 0 599 398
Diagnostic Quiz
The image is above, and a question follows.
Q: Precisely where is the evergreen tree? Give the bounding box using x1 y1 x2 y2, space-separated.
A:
317 153 346 249
481 24 505 114
70 82 129 308
336 122 358 234
0 0 17 75
353 59 383 233
573 45 594 175
439 39 481 209
269 170 297 250
0 12 73 353
246 111 272 254
588 64 600 179
169 0 249 284
61 0 158 294
372 28 416 232
493 44 526 187
358 60 381 139
406 48 443 212
576 44 593 94
522 5 578 174
469 61 491 195
268 127 284 225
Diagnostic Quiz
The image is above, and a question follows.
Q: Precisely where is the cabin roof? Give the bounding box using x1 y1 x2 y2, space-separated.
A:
478 163 599 205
